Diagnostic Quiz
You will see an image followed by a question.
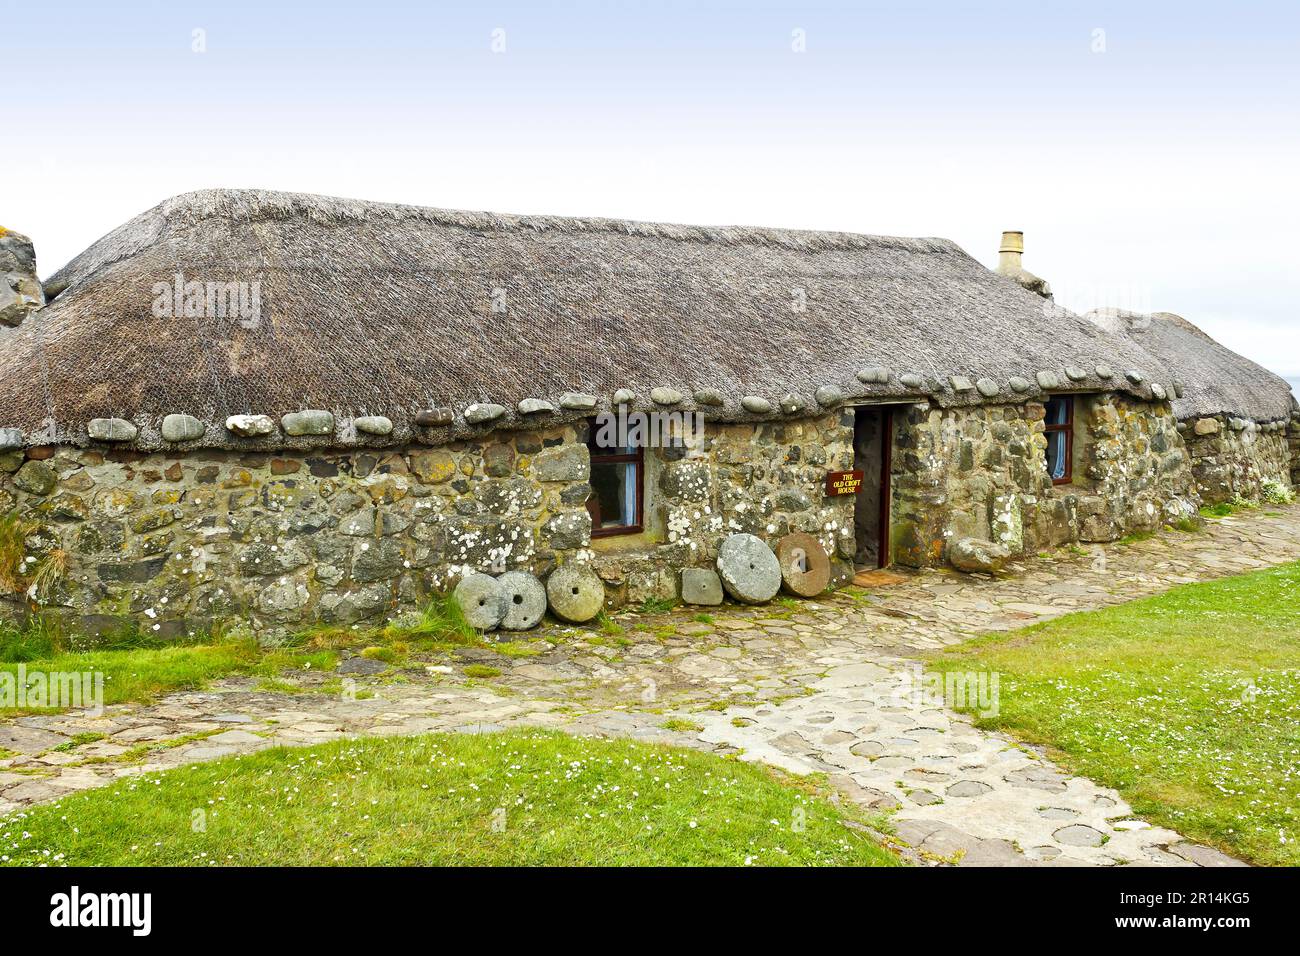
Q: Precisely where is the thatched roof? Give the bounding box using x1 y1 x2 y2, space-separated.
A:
1 188 1180 451
1087 309 1294 424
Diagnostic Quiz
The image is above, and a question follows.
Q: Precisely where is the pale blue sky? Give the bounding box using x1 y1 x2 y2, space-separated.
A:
7 1 1299 376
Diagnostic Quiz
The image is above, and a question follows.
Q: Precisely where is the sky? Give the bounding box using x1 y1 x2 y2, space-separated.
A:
6 0 1299 379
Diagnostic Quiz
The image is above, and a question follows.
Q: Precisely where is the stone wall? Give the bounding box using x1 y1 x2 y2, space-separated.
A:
0 412 855 640
1290 413 1300 488
1179 414 1293 503
890 392 1198 566
589 413 857 604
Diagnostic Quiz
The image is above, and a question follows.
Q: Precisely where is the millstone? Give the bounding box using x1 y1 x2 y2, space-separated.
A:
545 565 605 623
680 567 723 605
716 533 781 604
454 571 509 630
497 570 547 630
775 532 831 597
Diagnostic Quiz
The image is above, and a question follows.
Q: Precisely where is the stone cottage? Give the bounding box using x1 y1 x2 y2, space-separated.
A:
1086 308 1296 503
0 191 1294 637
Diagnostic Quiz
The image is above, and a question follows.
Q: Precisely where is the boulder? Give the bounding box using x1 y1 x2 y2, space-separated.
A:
13 459 57 496
414 407 454 427
225 414 276 437
161 414 205 442
947 537 1010 574
87 418 138 442
814 385 843 408
281 410 335 436
0 229 44 328
517 398 555 415
533 443 589 482
559 393 598 410
354 415 393 435
716 533 781 603
464 403 506 424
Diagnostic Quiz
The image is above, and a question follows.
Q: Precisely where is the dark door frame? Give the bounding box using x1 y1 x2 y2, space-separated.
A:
851 403 895 570
877 407 893 568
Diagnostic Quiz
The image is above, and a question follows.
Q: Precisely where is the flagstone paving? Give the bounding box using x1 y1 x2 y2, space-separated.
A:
4 507 1298 865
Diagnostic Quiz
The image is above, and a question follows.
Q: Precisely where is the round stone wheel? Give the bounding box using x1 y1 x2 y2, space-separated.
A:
497 570 547 630
716 533 782 604
454 571 508 631
776 532 831 597
545 565 605 623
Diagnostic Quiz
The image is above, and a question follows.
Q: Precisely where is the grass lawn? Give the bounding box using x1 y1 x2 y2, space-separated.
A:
1 642 263 714
0 729 899 867
0 596 484 715
928 561 1300 866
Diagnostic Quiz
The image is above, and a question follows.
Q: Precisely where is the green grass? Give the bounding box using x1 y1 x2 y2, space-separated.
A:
0 730 900 867
928 561 1300 866
636 597 677 615
1201 499 1256 519
1 640 261 715
661 717 704 733
1115 529 1157 545
0 593 489 715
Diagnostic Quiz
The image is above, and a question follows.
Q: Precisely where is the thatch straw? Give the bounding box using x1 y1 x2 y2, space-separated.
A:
1088 309 1293 423
1 188 1184 450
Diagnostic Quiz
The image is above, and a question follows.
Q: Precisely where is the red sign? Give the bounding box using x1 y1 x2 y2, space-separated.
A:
825 469 864 496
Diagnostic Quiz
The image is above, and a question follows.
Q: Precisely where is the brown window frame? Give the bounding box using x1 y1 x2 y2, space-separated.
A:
586 430 645 538
1044 396 1074 484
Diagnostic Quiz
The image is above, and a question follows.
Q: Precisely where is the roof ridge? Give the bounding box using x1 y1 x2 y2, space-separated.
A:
149 187 965 255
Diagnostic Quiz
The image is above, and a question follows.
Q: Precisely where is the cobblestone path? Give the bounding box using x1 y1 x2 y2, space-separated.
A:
7 507 1297 865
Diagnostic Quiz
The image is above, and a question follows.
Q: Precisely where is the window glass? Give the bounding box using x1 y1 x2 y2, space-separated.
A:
590 459 637 529
1042 396 1074 483
1046 431 1068 479
586 423 643 535
1045 397 1070 426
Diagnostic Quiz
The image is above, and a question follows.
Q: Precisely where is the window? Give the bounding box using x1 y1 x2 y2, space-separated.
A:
1044 396 1073 483
586 428 644 537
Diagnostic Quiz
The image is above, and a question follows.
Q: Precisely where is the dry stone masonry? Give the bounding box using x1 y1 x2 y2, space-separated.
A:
0 390 1294 638
2 193 1296 638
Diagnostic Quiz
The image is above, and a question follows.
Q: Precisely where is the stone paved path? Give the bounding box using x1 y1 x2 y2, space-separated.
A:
5 506 1298 866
